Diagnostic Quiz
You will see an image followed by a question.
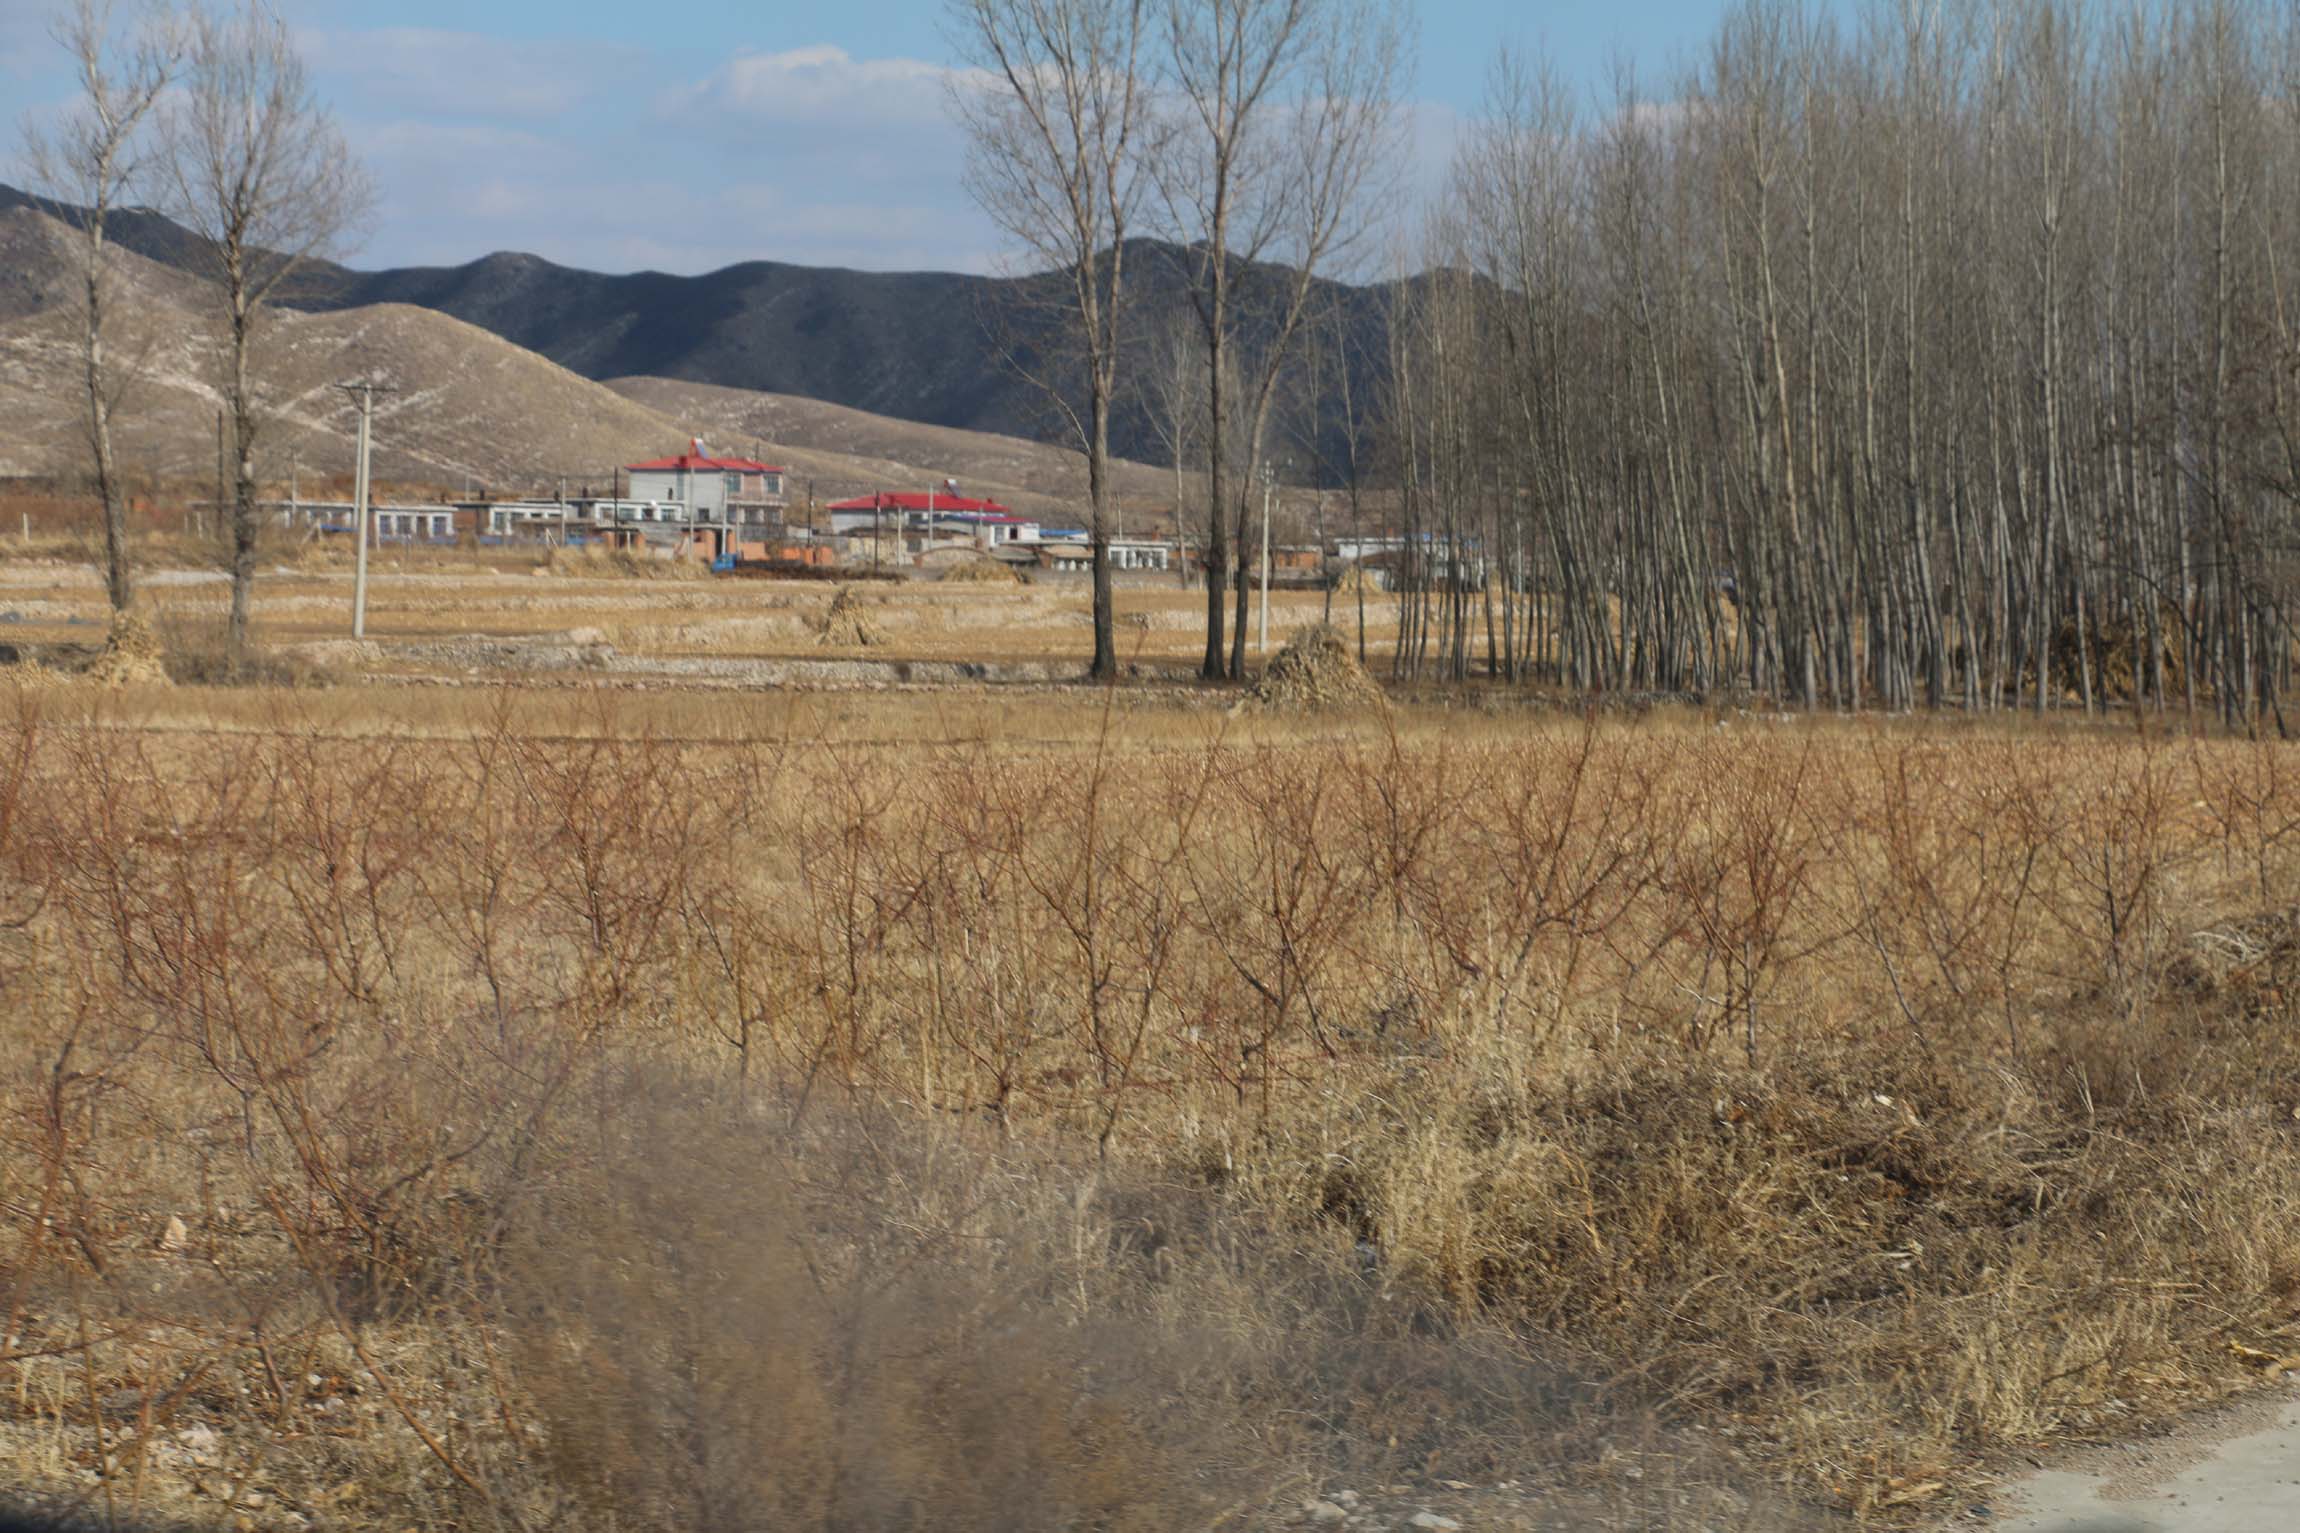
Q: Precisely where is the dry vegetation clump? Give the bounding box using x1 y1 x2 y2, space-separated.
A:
7 705 2300 1528
814 584 889 647
139 611 338 688
545 543 706 581
84 608 170 687
286 536 360 571
1245 621 1387 712
0 531 100 566
2045 610 2189 703
938 554 1023 584
0 653 66 689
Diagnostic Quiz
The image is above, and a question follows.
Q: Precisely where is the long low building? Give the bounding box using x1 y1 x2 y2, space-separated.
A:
993 536 1176 573
825 492 1039 550
272 500 465 542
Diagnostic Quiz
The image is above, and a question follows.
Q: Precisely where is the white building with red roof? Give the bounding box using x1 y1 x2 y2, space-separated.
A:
625 441 787 526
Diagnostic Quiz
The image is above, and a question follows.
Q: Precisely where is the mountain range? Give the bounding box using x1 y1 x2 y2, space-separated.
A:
0 181 1392 474
0 199 1181 519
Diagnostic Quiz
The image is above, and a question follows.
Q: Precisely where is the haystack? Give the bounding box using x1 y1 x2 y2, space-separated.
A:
939 556 1023 585
1245 623 1385 713
814 585 888 648
86 610 171 688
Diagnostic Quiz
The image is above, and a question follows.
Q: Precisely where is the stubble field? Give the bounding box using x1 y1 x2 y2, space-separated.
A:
0 543 1389 679
4 558 2300 1532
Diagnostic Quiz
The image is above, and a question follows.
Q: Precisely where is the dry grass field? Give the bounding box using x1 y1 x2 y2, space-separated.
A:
0 544 1393 676
5 558 2300 1532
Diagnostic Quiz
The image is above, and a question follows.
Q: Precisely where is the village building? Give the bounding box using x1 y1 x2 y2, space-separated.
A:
1332 534 1487 585
990 536 1177 574
273 501 463 542
624 446 788 528
824 492 1038 552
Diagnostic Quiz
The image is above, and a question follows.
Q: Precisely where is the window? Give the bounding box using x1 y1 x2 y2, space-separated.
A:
726 474 743 498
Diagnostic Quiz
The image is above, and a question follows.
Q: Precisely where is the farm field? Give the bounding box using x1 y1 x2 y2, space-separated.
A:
4 562 2300 1532
0 549 1391 680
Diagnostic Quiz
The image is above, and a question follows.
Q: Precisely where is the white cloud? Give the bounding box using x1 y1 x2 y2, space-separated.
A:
0 16 1446 284
276 31 1001 274
683 44 986 127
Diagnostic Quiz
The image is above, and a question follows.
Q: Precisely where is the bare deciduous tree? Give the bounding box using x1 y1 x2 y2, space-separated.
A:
950 0 1152 680
164 0 366 665
21 0 180 614
1154 0 1405 679
1134 300 1207 586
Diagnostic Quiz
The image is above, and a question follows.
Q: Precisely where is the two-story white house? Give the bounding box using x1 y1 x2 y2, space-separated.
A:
624 444 789 528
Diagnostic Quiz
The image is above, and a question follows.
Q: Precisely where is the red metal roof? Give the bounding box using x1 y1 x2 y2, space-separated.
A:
625 455 786 474
824 492 1019 516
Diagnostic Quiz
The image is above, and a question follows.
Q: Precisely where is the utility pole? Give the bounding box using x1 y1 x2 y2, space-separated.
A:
1317 490 1331 624
1258 464 1274 655
335 380 396 638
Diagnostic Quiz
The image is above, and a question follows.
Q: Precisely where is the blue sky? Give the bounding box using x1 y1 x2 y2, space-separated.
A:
3 0 1782 276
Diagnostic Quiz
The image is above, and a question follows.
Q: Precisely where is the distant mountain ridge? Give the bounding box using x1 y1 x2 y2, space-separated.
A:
0 201 1177 516
0 182 1393 473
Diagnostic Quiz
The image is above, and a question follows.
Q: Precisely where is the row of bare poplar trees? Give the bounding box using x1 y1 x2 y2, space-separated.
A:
25 0 363 660
1377 0 2300 727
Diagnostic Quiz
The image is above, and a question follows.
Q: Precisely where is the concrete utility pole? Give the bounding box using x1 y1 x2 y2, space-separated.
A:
335 379 395 638
1258 465 1274 655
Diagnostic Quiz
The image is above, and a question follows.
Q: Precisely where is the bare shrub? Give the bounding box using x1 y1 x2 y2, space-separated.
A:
149 609 336 687
1 703 2297 1526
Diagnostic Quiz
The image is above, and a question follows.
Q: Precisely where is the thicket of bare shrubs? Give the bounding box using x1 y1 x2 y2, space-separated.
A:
3 698 2300 1526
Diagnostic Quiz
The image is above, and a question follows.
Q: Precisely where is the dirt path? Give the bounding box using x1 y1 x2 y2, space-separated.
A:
1989 1386 2300 1532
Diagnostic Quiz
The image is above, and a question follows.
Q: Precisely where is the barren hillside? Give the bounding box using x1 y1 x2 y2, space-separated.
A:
1 180 1397 470
0 207 690 485
0 203 1184 520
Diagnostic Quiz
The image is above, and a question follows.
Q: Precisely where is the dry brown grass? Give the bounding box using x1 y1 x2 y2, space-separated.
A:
2 690 2299 1529
936 554 1024 584
544 544 708 581
0 549 1392 674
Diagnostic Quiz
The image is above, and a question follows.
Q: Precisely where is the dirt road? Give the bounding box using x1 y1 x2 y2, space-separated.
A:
1994 1390 2300 1532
